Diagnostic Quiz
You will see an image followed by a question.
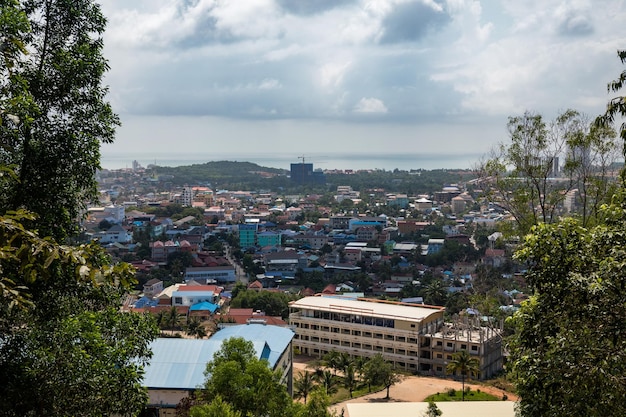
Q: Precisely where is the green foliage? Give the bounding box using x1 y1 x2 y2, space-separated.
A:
596 50 626 149
363 353 402 398
424 390 500 402
0 0 120 240
480 109 618 235
230 287 297 318
423 401 443 416
0 211 158 416
198 337 298 417
446 350 480 401
509 190 626 416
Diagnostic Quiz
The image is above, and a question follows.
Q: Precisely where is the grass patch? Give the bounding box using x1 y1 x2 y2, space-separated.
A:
424 388 501 402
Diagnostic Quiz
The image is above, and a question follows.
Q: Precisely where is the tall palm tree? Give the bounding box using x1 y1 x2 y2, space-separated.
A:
316 369 338 396
446 350 480 401
167 306 182 335
322 350 341 375
423 279 448 305
185 317 207 339
337 352 352 374
343 364 357 398
293 371 316 404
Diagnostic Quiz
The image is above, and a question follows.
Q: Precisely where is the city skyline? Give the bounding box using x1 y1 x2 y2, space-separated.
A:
98 0 626 170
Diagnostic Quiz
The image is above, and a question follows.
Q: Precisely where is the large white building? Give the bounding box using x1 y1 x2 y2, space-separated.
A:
289 296 503 379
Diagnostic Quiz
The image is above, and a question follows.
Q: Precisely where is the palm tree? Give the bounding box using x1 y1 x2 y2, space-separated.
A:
293 371 316 404
423 279 448 305
167 306 182 334
316 369 338 396
154 310 168 334
343 364 357 398
337 352 352 374
322 350 341 375
185 317 207 339
446 350 480 401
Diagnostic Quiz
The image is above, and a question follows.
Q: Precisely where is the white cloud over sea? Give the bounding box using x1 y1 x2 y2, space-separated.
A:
98 0 626 170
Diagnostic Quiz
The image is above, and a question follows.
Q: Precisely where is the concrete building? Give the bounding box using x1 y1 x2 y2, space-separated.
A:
289 296 503 379
184 266 236 284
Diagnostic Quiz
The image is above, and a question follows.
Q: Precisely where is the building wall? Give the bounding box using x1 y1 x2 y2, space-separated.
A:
289 300 502 379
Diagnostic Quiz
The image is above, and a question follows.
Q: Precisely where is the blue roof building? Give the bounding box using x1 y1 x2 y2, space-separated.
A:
143 324 295 413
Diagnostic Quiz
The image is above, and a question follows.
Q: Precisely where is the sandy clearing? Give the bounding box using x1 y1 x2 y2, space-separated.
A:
292 357 518 416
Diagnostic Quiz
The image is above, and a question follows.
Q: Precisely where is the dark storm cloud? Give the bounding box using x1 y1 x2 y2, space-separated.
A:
276 0 356 16
380 0 451 44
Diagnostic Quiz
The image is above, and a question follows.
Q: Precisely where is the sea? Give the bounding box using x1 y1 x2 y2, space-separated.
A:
100 151 483 172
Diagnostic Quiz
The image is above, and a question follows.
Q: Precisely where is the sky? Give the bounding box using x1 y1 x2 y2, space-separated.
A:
97 0 626 170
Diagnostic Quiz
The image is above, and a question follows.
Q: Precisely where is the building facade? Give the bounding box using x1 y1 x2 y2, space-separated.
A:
289 296 503 380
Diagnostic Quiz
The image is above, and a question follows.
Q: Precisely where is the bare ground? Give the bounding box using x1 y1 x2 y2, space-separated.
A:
292 356 518 416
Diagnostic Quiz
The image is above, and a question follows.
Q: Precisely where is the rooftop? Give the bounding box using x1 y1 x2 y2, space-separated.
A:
290 296 443 322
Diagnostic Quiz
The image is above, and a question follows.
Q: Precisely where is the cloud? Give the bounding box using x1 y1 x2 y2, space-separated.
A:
379 0 451 43
354 97 389 114
554 3 594 36
276 0 356 16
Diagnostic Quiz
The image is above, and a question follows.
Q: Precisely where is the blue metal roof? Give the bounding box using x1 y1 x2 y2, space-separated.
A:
142 324 294 391
189 301 219 313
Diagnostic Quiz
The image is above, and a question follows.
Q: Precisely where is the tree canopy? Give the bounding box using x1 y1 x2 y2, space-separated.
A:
0 0 119 241
0 2 158 415
509 206 626 416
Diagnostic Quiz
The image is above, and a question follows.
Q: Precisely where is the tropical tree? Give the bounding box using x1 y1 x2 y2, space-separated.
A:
322 350 341 375
422 279 448 306
423 401 443 417
363 353 402 398
446 350 480 401
186 317 207 339
294 371 316 404
167 306 183 334
596 49 626 147
315 369 338 396
509 208 626 416
343 364 358 398
479 109 618 235
0 0 120 241
198 337 297 417
0 211 158 416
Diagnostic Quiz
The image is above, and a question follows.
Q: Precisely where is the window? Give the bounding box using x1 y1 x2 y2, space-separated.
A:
436 353 442 359
174 297 182 304
436 341 442 346
471 345 478 351
461 344 467 350
410 324 416 328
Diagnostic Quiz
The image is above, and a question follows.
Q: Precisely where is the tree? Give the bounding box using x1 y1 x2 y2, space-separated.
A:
596 50 626 148
197 337 296 417
315 369 338 396
189 396 242 417
0 211 158 416
185 317 207 339
294 371 316 404
479 110 617 235
446 350 479 401
0 0 120 241
508 205 626 417
363 353 402 398
422 279 448 306
343 364 357 398
423 401 443 417
0 2 158 415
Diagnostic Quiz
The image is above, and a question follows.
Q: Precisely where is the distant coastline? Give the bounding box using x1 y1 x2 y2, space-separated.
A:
100 151 482 172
